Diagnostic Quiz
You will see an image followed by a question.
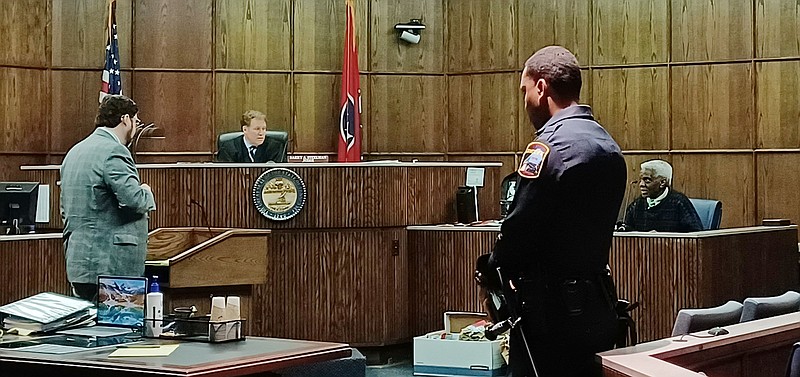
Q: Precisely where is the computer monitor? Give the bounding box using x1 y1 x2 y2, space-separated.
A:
0 182 39 235
97 276 148 328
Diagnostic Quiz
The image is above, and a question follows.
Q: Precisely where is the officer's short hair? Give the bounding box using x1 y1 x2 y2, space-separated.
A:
524 46 582 101
641 159 673 185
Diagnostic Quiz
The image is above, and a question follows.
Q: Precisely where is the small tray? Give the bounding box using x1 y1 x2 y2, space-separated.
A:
145 317 246 343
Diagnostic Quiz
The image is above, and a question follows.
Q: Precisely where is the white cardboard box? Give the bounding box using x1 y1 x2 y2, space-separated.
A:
413 312 506 377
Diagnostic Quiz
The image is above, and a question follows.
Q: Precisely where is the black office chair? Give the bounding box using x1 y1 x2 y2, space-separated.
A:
217 131 288 148
689 198 722 230
216 131 289 161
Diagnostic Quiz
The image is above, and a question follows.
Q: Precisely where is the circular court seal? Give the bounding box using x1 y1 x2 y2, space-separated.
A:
252 168 306 221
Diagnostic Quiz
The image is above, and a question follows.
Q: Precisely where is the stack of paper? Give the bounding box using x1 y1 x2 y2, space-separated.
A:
0 292 94 333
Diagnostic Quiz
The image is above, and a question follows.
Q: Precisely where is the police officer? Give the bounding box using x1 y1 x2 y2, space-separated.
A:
489 46 627 377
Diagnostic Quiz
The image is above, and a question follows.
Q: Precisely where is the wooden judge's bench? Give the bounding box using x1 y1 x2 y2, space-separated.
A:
1 162 798 347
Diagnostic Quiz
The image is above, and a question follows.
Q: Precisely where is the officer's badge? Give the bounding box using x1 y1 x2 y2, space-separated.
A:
518 142 549 178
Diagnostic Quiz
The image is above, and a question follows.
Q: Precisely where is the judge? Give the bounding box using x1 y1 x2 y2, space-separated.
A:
217 110 287 163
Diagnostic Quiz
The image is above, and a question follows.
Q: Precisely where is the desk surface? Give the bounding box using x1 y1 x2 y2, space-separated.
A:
406 224 798 238
599 312 800 376
0 336 351 377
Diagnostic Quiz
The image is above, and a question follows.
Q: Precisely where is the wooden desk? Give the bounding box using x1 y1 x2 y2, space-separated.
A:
0 336 351 377
0 233 70 305
599 312 800 377
407 225 799 342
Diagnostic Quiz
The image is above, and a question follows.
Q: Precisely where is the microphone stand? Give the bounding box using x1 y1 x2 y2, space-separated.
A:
127 122 159 162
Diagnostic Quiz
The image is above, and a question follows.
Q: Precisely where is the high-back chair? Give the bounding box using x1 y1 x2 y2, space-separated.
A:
689 198 723 230
671 300 743 336
740 291 800 322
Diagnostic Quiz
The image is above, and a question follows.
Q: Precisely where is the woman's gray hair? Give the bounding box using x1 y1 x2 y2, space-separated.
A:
641 159 672 185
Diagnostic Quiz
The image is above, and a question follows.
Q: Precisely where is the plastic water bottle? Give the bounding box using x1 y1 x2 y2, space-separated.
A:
146 276 164 337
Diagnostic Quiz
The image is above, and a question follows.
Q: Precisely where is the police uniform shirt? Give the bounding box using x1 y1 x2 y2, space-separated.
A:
492 105 627 278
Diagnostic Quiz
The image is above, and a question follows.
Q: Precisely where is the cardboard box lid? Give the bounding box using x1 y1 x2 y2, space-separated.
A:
444 311 488 333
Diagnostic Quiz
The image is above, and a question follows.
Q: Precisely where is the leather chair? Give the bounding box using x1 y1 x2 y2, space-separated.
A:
671 300 743 336
216 130 289 161
216 131 288 148
740 291 800 322
689 198 722 230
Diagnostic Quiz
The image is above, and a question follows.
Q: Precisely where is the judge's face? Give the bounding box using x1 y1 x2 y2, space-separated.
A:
243 118 267 146
639 168 667 199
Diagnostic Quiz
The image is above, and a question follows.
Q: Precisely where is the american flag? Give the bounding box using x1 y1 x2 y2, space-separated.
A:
100 0 122 102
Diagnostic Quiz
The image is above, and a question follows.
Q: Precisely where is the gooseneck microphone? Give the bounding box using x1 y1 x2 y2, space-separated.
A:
188 198 212 234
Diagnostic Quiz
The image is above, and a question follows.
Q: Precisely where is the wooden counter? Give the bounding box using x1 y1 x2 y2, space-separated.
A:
599 312 800 377
407 225 799 342
22 162 503 230
0 233 70 305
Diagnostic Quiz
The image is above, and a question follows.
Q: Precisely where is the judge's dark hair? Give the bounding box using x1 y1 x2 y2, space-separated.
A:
95 95 138 128
524 46 582 101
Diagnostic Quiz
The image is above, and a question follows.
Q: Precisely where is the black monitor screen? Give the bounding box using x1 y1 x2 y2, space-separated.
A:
0 182 39 231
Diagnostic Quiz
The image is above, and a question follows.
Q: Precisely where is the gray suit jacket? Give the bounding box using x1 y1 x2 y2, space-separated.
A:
60 128 156 284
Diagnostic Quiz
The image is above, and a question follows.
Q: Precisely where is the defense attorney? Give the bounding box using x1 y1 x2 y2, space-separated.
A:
60 95 156 301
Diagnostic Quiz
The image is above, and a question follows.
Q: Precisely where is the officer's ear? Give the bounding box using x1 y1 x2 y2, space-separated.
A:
536 78 548 97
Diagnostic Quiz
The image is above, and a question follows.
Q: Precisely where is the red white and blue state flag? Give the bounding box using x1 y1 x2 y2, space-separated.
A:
100 0 122 103
337 0 362 162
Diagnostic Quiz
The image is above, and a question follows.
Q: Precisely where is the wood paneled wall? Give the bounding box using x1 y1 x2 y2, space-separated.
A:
2 0 800 227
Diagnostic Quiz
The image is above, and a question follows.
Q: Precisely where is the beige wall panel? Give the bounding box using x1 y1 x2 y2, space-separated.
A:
593 67 669 150
593 0 669 65
134 0 212 68
51 0 133 68
216 0 291 70
518 0 590 66
517 70 591 150
672 153 755 228
757 61 800 148
50 70 133 153
294 0 368 71
448 73 518 152
370 0 444 73
758 153 800 224
447 0 517 72
214 73 292 143
756 0 800 58
294 74 344 153
369 75 445 152
0 0 47 67
619 153 670 221
132 72 213 152
671 0 753 62
672 64 754 149
0 68 48 153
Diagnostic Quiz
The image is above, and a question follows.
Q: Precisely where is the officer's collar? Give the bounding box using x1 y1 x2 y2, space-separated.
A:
535 105 594 136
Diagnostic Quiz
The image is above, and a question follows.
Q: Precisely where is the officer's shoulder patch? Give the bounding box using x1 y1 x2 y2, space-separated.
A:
518 142 550 179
